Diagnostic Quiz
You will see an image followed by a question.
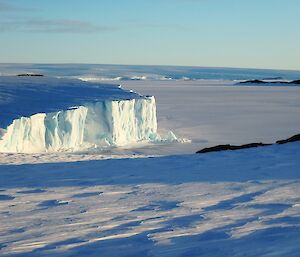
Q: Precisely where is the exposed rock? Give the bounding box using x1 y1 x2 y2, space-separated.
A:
197 133 300 154
276 134 300 144
239 79 267 84
239 79 300 85
196 143 270 154
290 80 300 84
17 74 44 77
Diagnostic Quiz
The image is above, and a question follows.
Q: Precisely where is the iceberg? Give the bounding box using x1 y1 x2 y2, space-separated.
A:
0 97 157 153
0 76 161 153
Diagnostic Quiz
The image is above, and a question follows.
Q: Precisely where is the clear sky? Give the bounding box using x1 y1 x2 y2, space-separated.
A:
0 0 299 70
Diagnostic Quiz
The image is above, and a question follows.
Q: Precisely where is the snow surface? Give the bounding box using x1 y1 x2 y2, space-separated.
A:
0 142 300 256
0 77 171 153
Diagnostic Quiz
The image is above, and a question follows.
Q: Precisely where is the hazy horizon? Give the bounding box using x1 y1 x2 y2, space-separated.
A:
1 62 300 73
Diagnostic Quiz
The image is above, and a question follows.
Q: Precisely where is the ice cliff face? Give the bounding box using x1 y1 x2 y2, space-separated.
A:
0 97 158 153
0 76 170 153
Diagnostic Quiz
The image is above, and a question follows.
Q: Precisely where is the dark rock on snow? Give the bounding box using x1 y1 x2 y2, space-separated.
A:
239 79 267 84
276 134 300 144
17 74 44 77
291 80 300 84
239 79 300 85
196 133 300 154
196 143 270 154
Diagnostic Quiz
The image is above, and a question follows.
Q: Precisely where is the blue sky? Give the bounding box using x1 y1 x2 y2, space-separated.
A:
0 0 299 70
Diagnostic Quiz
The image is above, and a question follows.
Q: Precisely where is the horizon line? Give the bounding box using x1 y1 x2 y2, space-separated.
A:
0 62 300 73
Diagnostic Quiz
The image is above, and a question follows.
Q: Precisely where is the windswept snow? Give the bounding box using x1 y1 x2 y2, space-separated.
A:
0 142 300 256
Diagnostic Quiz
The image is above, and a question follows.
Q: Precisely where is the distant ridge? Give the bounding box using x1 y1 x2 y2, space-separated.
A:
239 79 300 85
17 74 44 77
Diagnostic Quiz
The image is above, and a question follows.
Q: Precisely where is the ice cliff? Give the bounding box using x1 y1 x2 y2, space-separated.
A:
0 76 171 153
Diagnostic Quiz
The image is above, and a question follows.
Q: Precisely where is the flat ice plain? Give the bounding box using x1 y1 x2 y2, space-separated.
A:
120 80 300 155
0 77 300 257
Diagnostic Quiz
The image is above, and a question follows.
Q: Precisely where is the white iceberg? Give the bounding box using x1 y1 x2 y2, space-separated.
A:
0 76 179 153
0 97 158 153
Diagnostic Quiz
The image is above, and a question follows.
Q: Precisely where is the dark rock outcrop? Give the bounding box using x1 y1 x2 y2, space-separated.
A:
276 134 300 144
196 133 300 154
17 74 44 77
239 79 267 84
239 79 300 85
196 143 271 154
290 80 300 84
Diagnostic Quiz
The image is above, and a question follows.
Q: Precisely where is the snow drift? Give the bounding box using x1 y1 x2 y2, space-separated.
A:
0 76 175 153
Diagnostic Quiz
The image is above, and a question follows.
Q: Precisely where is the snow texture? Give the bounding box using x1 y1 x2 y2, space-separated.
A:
0 142 300 257
0 77 160 153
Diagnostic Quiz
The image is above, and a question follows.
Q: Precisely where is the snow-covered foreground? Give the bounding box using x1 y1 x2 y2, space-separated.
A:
0 142 300 257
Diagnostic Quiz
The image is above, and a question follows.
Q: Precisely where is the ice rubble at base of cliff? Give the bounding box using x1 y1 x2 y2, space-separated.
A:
0 77 182 153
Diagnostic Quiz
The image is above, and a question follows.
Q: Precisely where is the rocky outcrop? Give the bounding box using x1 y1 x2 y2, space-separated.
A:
291 80 300 84
239 79 300 85
196 143 270 154
196 134 300 154
17 74 44 77
276 134 300 144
